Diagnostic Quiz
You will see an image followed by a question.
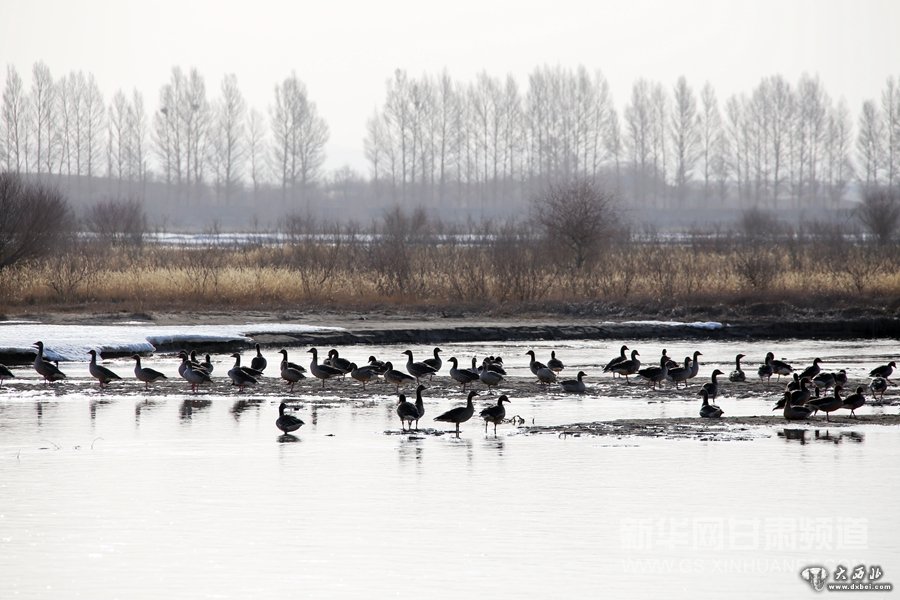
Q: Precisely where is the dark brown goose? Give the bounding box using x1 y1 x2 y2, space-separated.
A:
434 390 478 435
480 395 510 434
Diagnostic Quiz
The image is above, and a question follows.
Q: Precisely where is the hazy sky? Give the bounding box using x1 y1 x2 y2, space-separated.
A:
1 0 898 172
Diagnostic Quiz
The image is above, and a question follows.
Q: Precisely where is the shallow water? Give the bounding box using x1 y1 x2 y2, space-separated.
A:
1 331 898 598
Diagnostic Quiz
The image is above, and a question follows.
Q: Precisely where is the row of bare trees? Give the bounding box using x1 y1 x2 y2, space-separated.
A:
2 62 900 217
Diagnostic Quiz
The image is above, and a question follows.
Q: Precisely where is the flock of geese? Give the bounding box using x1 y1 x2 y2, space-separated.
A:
0 341 895 436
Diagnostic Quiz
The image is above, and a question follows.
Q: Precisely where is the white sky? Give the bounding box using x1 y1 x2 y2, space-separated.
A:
1 0 898 172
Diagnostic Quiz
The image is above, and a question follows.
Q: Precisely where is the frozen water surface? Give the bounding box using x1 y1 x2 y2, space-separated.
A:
1 325 899 598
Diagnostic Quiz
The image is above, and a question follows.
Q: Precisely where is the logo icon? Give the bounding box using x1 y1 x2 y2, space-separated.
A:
800 566 829 592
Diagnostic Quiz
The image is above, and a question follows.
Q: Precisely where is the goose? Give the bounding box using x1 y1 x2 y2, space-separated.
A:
701 369 725 400
228 353 258 391
279 360 306 391
667 357 693 389
383 361 415 392
785 373 801 392
535 364 557 387
87 349 122 387
799 358 824 381
402 349 437 382
276 402 304 434
729 353 746 383
0 363 16 387
414 384 426 429
201 353 215 376
772 377 812 411
307 347 344 388
610 350 641 383
180 355 212 392
602 345 628 376
841 386 866 417
807 386 844 421
434 390 478 435
179 350 207 377
547 351 565 374
525 350 548 375
687 350 703 380
833 370 848 388
231 353 264 378
869 377 888 399
250 344 267 373
189 351 211 375
481 356 507 376
479 366 504 390
366 355 389 375
770 355 793 380
448 357 479 390
758 353 774 384
698 388 723 418
422 347 443 373
869 360 896 382
32 341 66 383
660 349 677 369
396 393 420 431
812 371 836 392
325 349 353 375
277 349 306 374
480 395 510 434
783 392 813 421
560 371 587 394
637 355 669 389
349 362 379 390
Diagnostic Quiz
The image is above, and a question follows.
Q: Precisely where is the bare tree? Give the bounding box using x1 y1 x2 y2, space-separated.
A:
857 188 900 244
246 107 267 195
84 197 147 248
882 77 899 191
532 179 619 272
857 99 884 191
670 76 700 205
1 65 28 173
30 61 57 174
0 172 71 271
208 73 247 201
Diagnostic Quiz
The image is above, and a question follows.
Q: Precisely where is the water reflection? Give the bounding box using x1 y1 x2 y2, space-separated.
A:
89 398 114 423
398 437 425 464
134 398 164 426
230 399 262 421
778 429 866 444
179 398 211 421
277 433 301 443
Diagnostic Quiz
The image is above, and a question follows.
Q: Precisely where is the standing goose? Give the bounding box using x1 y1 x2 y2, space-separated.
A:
325 349 353 375
478 366 504 390
276 402 304 434
770 355 794 380
560 371 587 394
807 386 844 421
637 355 669 389
785 373 801 393
189 351 212 375
602 345 629 376
131 354 168 390
383 361 415 392
434 390 478 435
423 347 443 373
307 347 344 388
812 371 836 393
698 388 723 418
414 384 426 429
180 355 212 392
482 356 507 376
228 353 258 392
366 355 389 375
535 363 557 387
250 344 267 373
660 349 677 369
279 360 306 391
547 351 565 375
729 353 747 383
782 392 813 421
231 353 264 378
841 386 866 418
0 363 16 387
667 357 693 389
869 360 896 382
758 353 774 384
833 369 848 388
687 351 703 380
88 349 122 387
32 341 66 384
402 350 437 383
773 377 812 410
396 393 420 431
448 357 479 390
349 362 379 390
701 369 725 400
525 350 548 376
799 358 824 381
277 349 307 374
480 395 510 434
201 354 215 376
610 349 641 383
869 377 888 399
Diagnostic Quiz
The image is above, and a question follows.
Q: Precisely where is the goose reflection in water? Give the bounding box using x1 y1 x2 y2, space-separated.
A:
779 429 865 445
180 398 211 421
278 433 301 443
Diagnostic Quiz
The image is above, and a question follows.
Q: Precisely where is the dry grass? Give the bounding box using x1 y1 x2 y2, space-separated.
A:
1 234 899 318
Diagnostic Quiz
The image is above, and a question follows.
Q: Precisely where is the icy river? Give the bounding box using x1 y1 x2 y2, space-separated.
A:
0 322 898 598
